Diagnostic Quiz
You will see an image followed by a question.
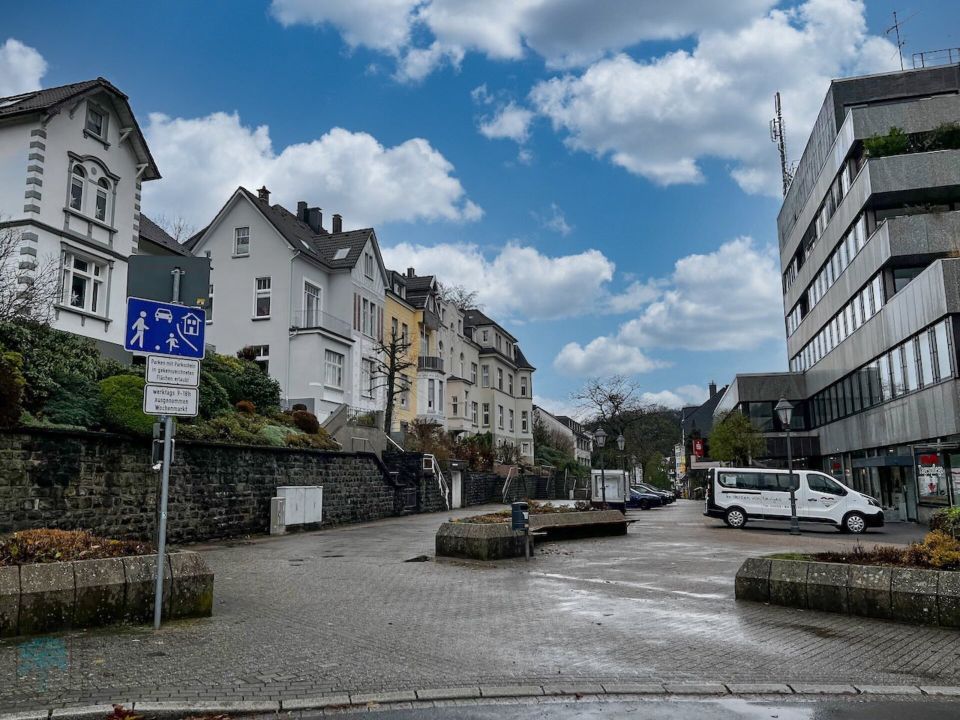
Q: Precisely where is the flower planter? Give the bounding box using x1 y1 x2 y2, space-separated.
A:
735 557 960 628
0 551 213 638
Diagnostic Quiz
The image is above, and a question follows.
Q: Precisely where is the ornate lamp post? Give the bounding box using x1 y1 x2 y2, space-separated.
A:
775 397 800 536
595 428 607 508
617 434 626 500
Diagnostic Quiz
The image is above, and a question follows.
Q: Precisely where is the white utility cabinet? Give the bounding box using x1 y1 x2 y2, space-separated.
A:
276 485 323 525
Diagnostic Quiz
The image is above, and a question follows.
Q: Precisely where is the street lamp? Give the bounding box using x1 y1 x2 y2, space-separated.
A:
595 427 607 508
617 434 626 500
775 397 800 536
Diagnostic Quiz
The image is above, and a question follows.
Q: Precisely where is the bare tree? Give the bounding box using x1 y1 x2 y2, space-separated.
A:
572 374 645 435
0 225 59 324
371 326 416 433
153 214 197 243
437 282 481 312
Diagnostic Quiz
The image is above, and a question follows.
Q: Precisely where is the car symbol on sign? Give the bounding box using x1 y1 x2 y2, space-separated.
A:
154 308 174 322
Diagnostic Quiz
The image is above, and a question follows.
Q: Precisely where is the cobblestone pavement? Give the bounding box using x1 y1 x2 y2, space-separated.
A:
2 501 958 711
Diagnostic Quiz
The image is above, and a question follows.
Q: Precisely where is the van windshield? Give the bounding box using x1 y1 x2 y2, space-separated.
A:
717 471 799 491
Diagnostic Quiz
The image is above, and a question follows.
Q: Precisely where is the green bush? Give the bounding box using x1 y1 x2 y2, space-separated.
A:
201 353 281 414
176 412 270 446
863 126 910 158
930 506 960 538
99 375 153 436
198 370 230 419
0 321 123 412
0 351 25 428
41 372 104 428
258 424 290 446
284 430 339 450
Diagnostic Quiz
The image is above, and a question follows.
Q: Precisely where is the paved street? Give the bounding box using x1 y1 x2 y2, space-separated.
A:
2 501 958 712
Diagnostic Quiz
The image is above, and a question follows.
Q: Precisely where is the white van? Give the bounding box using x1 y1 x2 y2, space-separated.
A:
704 467 884 534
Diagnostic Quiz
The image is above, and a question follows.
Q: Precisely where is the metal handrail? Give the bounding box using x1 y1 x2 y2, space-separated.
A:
289 310 352 337
501 466 516 503
425 453 450 509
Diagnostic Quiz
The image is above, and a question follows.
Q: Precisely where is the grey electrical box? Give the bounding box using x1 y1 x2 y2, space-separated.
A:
127 256 211 307
270 497 286 536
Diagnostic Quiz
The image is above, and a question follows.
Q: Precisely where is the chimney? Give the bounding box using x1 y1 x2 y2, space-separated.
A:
332 213 343 233
709 381 717 399
407 267 416 278
306 207 323 234
297 201 308 222
257 185 270 203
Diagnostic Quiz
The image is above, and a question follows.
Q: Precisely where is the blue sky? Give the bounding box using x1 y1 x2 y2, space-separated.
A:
2 0 959 416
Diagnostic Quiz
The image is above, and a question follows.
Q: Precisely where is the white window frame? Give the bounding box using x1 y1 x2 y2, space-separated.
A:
254 276 271 318
362 358 375 398
303 281 322 327
452 396 459 417
364 252 374 279
481 365 489 387
521 410 528 433
85 103 107 140
207 283 214 324
509 408 514 432
482 403 490 427
248 344 270 372
234 227 250 257
428 379 436 410
325 350 344 388
61 250 105 315
520 377 528 397
498 405 504 429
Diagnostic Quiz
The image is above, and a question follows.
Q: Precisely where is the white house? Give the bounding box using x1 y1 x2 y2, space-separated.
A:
185 186 388 418
0 78 160 357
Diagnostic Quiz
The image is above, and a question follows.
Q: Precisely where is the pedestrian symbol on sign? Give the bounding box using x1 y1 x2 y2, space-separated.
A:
130 311 149 349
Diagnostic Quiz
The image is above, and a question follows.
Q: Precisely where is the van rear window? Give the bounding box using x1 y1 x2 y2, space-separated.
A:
718 472 798 491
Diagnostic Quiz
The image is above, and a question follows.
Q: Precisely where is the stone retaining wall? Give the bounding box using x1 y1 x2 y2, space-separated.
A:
0 551 212 637
736 557 960 627
0 428 399 542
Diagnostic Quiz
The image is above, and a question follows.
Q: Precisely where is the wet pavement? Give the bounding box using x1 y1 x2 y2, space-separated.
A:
2 500 957 712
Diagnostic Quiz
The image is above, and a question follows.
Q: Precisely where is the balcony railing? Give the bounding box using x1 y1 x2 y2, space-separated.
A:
290 310 352 338
418 355 444 372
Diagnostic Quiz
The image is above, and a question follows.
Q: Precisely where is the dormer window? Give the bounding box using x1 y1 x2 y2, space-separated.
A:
85 104 107 140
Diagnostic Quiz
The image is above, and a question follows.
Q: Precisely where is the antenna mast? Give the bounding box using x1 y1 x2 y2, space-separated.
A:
769 91 791 197
886 10 919 71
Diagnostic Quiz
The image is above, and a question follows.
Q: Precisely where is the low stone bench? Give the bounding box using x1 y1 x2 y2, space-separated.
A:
735 557 960 628
436 510 627 561
0 551 213 638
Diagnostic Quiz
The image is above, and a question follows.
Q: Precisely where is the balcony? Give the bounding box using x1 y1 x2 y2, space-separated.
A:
418 355 444 373
290 310 352 338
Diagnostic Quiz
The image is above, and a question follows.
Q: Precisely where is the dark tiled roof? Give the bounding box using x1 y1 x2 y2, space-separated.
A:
0 77 160 180
681 387 728 438
514 345 535 370
138 215 191 256
188 187 376 271
405 275 435 293
464 308 518 343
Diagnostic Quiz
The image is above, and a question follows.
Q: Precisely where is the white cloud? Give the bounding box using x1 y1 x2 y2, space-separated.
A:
530 0 899 194
555 236 783 376
640 384 708 409
533 203 572 236
478 102 535 143
0 38 46 96
554 336 668 376
381 240 614 322
142 111 480 228
269 1 777 78
533 395 584 421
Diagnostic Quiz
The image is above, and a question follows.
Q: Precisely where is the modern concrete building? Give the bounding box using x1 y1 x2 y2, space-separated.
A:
718 63 960 523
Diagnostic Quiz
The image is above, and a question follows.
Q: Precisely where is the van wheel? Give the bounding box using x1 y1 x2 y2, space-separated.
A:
724 507 747 529
843 512 867 534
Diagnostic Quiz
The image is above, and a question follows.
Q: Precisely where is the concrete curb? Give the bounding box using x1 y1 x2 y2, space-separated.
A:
8 683 960 718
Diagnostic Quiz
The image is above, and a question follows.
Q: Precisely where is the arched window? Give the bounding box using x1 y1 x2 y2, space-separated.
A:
70 166 85 210
95 178 110 221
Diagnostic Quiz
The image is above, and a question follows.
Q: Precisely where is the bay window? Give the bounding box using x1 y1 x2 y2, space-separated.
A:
324 350 343 388
61 251 105 315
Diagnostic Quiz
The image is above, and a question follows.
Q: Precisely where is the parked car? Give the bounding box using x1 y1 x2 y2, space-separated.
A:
635 483 675 504
627 488 663 510
704 467 884 534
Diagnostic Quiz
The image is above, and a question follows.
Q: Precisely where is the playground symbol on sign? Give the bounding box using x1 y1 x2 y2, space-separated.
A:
125 297 205 359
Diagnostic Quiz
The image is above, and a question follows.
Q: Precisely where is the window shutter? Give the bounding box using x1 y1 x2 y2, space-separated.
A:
354 294 360 331
377 306 383 342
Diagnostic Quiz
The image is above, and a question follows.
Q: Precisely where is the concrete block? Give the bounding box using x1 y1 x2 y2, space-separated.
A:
848 565 892 620
920 686 960 696
725 683 793 694
73 558 126 627
0 565 18 638
542 684 606 696
891 568 939 625
282 694 352 709
855 685 922 694
734 558 771 603
789 684 858 695
122 554 170 624
664 683 728 695
19 562 75 635
168 552 213 618
51 705 119 720
769 559 808 609
350 690 418 704
435 522 526 561
415 688 481 700
601 683 665 694
937 571 960 628
806 562 849 614
479 685 545 698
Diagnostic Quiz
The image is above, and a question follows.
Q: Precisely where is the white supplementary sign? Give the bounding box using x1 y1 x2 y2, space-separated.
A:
143 384 199 417
146 355 200 387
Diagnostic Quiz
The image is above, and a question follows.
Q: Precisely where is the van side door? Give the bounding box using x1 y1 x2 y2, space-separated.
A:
759 471 795 519
715 470 762 516
801 472 848 524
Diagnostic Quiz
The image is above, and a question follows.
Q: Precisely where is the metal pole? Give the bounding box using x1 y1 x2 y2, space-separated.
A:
153 414 173 629
787 425 800 536
600 450 607 509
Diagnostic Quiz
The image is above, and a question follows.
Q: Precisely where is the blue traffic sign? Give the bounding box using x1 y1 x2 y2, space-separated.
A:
125 297 206 359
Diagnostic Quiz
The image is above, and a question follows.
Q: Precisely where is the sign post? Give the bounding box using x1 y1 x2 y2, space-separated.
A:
125 295 205 630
